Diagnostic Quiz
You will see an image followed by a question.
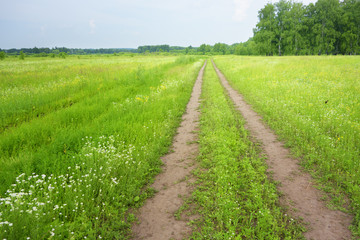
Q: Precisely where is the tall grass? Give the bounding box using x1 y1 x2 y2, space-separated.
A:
214 55 360 236
0 56 203 239
0 56 176 132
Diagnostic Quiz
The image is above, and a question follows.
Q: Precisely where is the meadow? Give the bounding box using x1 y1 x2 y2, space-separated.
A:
0 55 203 239
0 54 359 239
214 55 360 236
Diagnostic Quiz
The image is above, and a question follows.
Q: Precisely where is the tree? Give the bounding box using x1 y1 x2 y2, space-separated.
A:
213 43 227 55
282 2 307 55
340 0 360 54
59 52 67 59
19 51 25 60
273 0 292 56
0 51 6 60
313 0 342 55
235 39 258 55
235 43 248 55
198 44 208 54
33 47 40 54
253 3 277 55
302 3 318 54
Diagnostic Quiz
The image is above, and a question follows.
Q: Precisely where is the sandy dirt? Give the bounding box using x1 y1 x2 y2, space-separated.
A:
132 61 206 240
212 60 352 240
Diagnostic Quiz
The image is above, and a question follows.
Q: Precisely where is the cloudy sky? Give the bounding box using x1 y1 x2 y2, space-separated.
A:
0 0 316 49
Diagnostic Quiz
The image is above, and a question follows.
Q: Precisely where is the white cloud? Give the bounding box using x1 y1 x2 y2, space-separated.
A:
89 19 96 34
233 0 252 22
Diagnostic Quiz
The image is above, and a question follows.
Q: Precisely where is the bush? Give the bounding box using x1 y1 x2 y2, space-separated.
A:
19 51 25 60
0 51 6 60
59 52 67 59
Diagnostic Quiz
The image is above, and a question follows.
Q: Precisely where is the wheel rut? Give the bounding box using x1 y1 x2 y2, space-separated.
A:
212 60 353 240
132 61 206 240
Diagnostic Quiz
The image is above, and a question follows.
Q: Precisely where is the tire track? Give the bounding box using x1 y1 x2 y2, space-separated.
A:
212 59 352 240
132 61 206 240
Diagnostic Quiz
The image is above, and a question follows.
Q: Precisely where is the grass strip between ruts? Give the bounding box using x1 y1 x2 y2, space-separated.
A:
189 62 305 239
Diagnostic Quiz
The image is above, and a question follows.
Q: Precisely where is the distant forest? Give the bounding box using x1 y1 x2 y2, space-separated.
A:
0 47 137 56
0 0 359 57
252 0 360 55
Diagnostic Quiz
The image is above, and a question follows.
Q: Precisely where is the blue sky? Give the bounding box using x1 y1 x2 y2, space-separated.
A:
0 0 316 49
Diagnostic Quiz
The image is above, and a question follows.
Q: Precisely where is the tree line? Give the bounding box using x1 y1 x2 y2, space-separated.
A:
1 0 359 59
253 0 360 56
0 47 137 56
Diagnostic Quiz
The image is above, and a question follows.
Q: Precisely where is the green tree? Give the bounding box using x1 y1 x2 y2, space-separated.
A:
59 52 67 59
340 0 360 54
185 46 190 54
213 43 227 55
283 2 307 55
0 51 6 60
205 45 212 54
52 49 60 55
253 3 277 55
235 43 248 55
198 44 208 54
302 3 318 54
19 51 25 60
313 0 342 55
274 0 292 56
235 39 258 56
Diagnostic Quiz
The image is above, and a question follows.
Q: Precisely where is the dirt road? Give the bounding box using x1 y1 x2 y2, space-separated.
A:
212 59 352 240
132 61 206 240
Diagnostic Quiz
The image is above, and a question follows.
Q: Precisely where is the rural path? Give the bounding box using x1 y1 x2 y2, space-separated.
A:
132 61 206 240
212 60 353 240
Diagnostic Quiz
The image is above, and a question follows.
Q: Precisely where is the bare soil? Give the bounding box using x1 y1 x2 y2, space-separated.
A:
132 62 206 240
212 60 353 240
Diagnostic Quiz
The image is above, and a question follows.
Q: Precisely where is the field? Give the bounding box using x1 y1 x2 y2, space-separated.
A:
0 55 359 239
0 55 203 239
214 56 360 236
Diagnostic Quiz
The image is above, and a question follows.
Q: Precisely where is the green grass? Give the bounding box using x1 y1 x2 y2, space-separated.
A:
213 55 360 237
189 62 304 239
0 56 204 239
0 55 176 133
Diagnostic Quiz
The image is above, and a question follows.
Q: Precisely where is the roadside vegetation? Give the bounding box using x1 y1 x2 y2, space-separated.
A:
0 55 203 239
189 63 304 239
214 55 360 237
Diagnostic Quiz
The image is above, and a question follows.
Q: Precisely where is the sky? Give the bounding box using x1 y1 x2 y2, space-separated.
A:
0 0 317 49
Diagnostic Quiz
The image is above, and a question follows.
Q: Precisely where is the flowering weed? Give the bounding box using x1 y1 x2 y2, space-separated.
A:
0 56 204 239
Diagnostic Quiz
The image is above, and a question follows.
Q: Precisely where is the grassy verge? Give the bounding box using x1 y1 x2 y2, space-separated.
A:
189 62 304 239
0 56 203 239
213 55 360 237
